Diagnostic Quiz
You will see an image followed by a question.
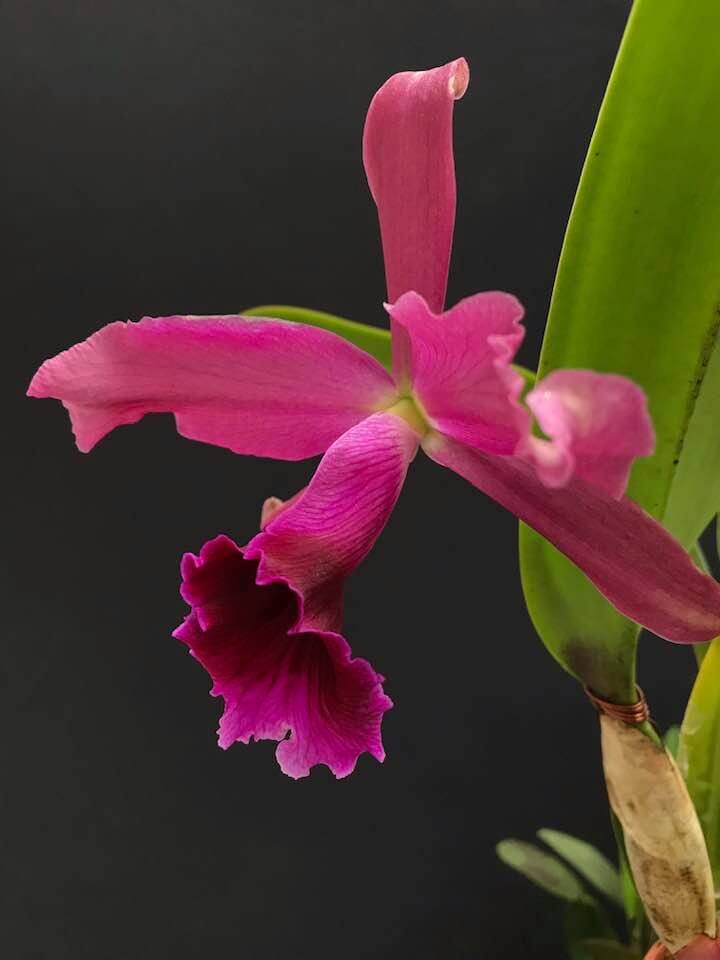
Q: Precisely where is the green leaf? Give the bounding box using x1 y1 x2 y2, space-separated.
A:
519 0 720 701
664 725 680 759
564 902 618 960
574 940 641 960
538 829 623 907
678 637 720 888
496 839 591 903
243 304 393 370
690 543 713 668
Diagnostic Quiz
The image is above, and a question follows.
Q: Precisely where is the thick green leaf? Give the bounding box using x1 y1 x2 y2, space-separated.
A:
243 304 393 370
520 0 720 701
664 343 720 547
690 542 713 668
538 829 623 907
496 839 591 903
678 638 720 888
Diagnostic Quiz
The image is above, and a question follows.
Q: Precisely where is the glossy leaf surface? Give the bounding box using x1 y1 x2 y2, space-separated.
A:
520 0 720 701
679 638 720 888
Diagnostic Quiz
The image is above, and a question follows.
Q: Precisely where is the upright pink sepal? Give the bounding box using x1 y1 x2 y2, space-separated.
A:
363 58 468 311
522 370 655 498
425 435 720 646
387 291 528 453
28 314 396 458
174 413 419 778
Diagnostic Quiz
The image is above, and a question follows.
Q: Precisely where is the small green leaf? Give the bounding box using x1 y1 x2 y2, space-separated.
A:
496 839 590 903
538 829 623 907
519 0 720 701
678 638 720 888
575 940 641 960
244 304 393 370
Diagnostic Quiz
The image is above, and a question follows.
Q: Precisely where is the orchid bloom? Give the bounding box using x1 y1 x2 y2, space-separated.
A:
28 59 720 779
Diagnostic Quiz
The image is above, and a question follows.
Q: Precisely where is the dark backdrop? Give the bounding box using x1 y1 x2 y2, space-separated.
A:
3 2 699 958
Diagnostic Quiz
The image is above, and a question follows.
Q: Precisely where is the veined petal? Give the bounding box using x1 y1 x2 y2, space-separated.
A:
425 434 720 646
388 291 528 453
28 314 396 458
174 413 419 779
521 370 655 498
363 57 468 312
250 412 419 591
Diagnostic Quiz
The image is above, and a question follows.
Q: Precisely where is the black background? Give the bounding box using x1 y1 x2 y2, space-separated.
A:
3 2 700 958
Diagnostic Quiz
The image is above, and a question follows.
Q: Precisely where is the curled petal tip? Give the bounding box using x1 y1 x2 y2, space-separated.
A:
363 58 468 311
260 496 284 530
448 57 469 99
259 488 307 530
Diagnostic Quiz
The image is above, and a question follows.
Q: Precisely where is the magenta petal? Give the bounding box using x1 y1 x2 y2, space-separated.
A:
388 291 529 454
363 58 468 312
426 434 720 646
28 314 396 458
175 413 419 778
521 370 655 498
250 412 419 590
174 538 392 780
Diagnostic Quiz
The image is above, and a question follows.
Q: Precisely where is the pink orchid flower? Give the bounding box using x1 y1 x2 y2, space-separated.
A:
28 59 720 780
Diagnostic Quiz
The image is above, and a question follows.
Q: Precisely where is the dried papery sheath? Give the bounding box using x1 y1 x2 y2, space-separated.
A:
601 716 716 953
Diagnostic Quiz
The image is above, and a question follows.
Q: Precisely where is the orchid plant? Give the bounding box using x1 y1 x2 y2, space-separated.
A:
26 0 720 957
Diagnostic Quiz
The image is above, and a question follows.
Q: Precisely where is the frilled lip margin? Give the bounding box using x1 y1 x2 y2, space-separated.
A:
173 535 393 780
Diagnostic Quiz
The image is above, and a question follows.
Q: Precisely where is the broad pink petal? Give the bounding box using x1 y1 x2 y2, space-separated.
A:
388 291 528 454
425 434 720 646
521 370 655 498
174 412 419 778
363 58 468 312
28 314 396 457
